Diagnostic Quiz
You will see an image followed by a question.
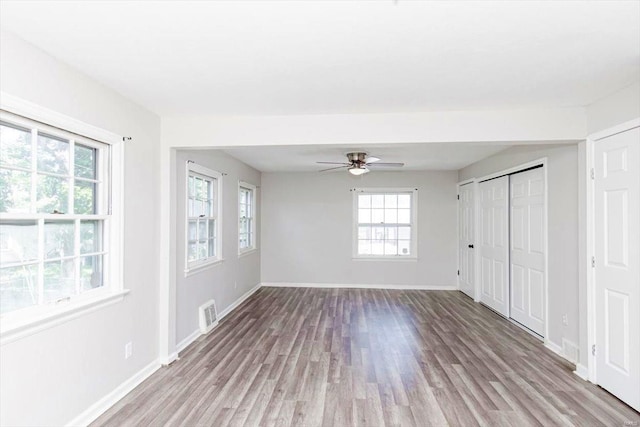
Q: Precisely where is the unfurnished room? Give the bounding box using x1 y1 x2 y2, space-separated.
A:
0 1 639 426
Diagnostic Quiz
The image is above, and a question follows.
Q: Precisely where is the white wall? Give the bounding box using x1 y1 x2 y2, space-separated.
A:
175 150 261 346
261 170 458 287
587 81 640 134
0 32 161 426
458 144 579 359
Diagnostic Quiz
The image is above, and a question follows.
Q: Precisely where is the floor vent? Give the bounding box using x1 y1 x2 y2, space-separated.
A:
199 299 219 334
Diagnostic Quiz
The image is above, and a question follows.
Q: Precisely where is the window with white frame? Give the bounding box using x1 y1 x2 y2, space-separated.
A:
186 163 221 271
0 113 114 315
238 182 256 253
354 189 417 258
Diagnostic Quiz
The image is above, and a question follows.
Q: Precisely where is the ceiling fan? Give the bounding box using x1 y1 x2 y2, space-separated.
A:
317 152 405 175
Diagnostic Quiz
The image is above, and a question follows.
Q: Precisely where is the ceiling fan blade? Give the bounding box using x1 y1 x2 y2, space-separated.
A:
316 161 351 165
366 156 381 163
367 162 405 167
318 165 350 172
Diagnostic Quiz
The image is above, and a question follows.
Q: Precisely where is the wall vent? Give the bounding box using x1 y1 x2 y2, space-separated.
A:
199 299 219 334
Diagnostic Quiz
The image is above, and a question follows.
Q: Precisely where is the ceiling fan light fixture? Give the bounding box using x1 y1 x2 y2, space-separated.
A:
348 165 369 176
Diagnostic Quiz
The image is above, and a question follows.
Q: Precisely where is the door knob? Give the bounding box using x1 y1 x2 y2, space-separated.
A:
468 244 474 248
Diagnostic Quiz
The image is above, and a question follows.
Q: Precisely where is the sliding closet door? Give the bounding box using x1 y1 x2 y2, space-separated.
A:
479 176 509 317
509 167 545 336
458 183 475 298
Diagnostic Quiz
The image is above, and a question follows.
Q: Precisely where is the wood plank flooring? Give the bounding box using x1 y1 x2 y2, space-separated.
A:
92 287 640 426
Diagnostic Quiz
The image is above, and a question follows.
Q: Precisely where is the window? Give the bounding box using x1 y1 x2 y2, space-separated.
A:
185 163 221 273
354 188 417 258
238 182 256 253
0 113 114 315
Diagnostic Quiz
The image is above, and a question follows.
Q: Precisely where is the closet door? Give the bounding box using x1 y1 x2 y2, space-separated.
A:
509 167 545 336
594 127 640 411
479 176 509 317
458 183 475 298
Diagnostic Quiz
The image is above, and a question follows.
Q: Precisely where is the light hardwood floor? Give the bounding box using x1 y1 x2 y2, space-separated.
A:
92 287 640 426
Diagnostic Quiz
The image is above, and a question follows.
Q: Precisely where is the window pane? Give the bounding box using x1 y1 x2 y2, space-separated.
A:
0 220 38 265
240 189 247 204
74 144 96 179
398 226 411 240
384 208 397 223
187 198 194 216
208 219 215 238
198 241 208 259
358 226 371 240
385 226 397 240
37 174 68 213
0 168 31 213
358 194 371 208
80 220 102 254
193 200 203 217
0 122 32 169
371 209 384 224
74 180 96 214
358 240 371 255
397 209 411 224
371 195 384 208
398 194 411 208
80 255 103 290
203 179 211 200
44 220 74 259
358 209 371 224
0 264 38 313
188 175 194 198
43 260 75 302
198 219 207 240
372 226 385 240
187 243 197 261
240 203 247 218
195 178 203 200
384 194 397 208
371 240 384 255
384 240 398 255
188 220 197 241
398 240 411 256
37 133 69 175
208 239 215 256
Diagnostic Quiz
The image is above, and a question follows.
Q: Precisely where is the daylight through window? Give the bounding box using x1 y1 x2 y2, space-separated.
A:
238 182 256 253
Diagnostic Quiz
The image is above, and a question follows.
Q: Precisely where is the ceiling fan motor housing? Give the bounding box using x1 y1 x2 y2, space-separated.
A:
347 152 368 165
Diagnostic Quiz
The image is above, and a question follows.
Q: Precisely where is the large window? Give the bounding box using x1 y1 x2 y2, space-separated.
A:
354 188 417 258
238 182 256 253
0 113 111 315
185 162 221 273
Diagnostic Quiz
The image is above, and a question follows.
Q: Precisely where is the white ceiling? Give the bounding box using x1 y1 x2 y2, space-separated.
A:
1 1 638 116
221 143 516 172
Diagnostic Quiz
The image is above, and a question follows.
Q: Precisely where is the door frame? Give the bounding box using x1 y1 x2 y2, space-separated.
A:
474 157 549 341
585 117 640 384
456 178 477 299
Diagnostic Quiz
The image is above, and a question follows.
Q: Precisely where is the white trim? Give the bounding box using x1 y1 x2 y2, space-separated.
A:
545 340 564 357
176 328 202 354
574 363 589 381
476 158 547 182
1 92 122 145
159 351 179 366
65 359 161 427
585 117 640 384
238 248 259 259
456 179 476 294
261 282 457 290
183 258 225 277
217 282 263 320
1 290 130 346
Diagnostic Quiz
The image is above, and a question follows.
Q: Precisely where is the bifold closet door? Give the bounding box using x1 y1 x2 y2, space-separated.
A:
594 126 640 411
479 176 509 317
509 167 545 336
458 183 475 298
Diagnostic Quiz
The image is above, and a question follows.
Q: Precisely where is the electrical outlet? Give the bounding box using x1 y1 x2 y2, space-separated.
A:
125 342 132 359
562 314 568 326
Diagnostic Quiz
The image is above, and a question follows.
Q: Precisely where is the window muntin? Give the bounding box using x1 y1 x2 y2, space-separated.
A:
186 164 221 270
354 189 416 258
238 182 256 253
0 117 109 315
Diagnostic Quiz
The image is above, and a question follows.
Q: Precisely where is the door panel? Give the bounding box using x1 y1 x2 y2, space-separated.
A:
458 183 475 298
595 127 639 411
509 167 545 336
479 176 509 316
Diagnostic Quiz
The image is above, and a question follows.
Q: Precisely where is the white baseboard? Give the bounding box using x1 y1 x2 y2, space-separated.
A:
218 282 263 320
544 340 564 357
66 360 161 427
176 328 202 354
158 351 178 366
574 363 589 381
561 338 579 364
260 282 457 290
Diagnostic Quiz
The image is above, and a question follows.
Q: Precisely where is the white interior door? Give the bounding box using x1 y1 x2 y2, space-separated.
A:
509 167 545 336
594 127 640 411
479 176 509 317
458 183 474 298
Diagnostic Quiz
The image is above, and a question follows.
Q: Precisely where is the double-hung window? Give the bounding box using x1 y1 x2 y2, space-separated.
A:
0 112 115 316
185 163 221 273
354 188 417 259
238 182 256 253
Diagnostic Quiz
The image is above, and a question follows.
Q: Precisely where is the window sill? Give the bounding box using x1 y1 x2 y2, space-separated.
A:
353 256 418 262
0 289 130 346
238 248 258 259
184 258 224 277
